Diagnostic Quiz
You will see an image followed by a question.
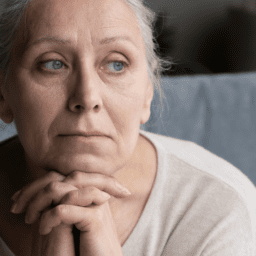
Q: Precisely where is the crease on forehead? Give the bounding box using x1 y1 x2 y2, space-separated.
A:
15 0 145 56
27 0 140 29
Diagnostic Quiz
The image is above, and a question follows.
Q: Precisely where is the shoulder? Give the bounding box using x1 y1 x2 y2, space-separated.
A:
140 130 256 254
0 135 22 159
140 129 256 214
140 129 256 187
0 135 22 149
0 135 25 176
0 135 27 201
0 136 34 256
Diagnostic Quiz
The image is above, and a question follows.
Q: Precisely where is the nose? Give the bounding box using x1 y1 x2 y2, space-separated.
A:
68 64 103 113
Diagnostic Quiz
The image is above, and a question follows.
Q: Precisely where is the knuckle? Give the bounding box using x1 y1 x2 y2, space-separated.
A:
84 186 96 194
63 190 78 204
45 181 60 193
48 171 64 181
55 204 69 218
69 171 82 181
48 170 59 179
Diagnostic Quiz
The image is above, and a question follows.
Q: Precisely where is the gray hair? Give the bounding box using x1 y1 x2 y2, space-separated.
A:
0 0 172 108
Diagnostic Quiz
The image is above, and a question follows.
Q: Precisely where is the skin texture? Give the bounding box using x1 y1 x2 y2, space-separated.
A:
0 0 157 255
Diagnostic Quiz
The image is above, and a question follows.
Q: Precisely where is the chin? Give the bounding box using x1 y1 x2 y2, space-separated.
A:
44 153 117 177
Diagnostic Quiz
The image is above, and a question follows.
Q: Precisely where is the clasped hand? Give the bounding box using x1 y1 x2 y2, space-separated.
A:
11 170 131 256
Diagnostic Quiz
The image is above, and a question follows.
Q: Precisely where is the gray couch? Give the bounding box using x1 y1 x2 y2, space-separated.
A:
1 72 256 185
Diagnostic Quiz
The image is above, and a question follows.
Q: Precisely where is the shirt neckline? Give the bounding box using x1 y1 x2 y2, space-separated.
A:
121 129 163 250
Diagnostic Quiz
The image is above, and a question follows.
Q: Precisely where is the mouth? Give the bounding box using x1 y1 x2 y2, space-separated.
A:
59 132 108 137
61 135 104 137
59 135 107 141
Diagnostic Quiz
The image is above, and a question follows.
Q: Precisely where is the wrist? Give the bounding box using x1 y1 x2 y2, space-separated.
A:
31 223 75 256
80 229 123 256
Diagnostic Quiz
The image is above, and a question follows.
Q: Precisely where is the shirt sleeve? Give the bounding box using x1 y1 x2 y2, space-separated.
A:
201 201 254 256
161 191 255 256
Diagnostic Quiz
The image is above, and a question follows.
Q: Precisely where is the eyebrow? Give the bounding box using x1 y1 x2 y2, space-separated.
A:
26 35 137 50
99 36 133 45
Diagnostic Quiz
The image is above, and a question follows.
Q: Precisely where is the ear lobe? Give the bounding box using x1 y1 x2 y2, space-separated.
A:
140 82 154 125
0 96 14 124
146 82 154 109
0 73 14 124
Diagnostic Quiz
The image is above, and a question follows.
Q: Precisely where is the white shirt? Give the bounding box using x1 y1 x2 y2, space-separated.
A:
122 130 256 255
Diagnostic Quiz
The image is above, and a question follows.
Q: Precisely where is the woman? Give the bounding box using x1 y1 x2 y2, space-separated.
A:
0 0 256 255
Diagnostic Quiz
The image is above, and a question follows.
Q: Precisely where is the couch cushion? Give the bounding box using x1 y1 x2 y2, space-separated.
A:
142 72 256 185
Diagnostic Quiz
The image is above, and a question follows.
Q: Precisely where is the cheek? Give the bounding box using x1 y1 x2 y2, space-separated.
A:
9 70 63 152
14 89 59 129
108 87 144 128
106 87 145 158
13 68 62 119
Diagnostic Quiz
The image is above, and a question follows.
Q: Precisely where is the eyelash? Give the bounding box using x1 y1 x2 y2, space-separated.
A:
38 59 129 76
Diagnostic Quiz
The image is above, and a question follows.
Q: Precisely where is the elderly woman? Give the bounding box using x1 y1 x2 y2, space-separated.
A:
0 0 256 255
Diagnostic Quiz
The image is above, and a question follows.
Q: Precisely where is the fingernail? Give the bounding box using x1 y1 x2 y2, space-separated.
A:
115 181 131 195
11 190 21 201
123 188 132 195
10 203 18 214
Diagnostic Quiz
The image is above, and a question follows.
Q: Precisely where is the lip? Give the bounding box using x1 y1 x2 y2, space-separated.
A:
60 131 108 137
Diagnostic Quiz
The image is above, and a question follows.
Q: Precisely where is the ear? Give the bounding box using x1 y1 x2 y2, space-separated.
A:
0 72 14 124
140 80 154 125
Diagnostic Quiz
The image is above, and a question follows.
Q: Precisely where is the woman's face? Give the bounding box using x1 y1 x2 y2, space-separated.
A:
0 0 153 176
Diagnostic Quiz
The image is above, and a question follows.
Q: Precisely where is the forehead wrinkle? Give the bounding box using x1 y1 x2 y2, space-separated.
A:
105 5 138 25
19 0 144 55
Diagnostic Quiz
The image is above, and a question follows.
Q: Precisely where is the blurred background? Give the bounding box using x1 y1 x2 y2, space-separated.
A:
145 0 256 75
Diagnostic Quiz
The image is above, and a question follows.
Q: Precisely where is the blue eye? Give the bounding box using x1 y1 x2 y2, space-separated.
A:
40 59 127 75
43 60 64 70
107 62 125 73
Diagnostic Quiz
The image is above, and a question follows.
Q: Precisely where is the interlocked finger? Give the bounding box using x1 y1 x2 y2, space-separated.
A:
39 204 96 235
60 186 111 206
11 171 65 214
63 171 131 197
25 181 77 224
